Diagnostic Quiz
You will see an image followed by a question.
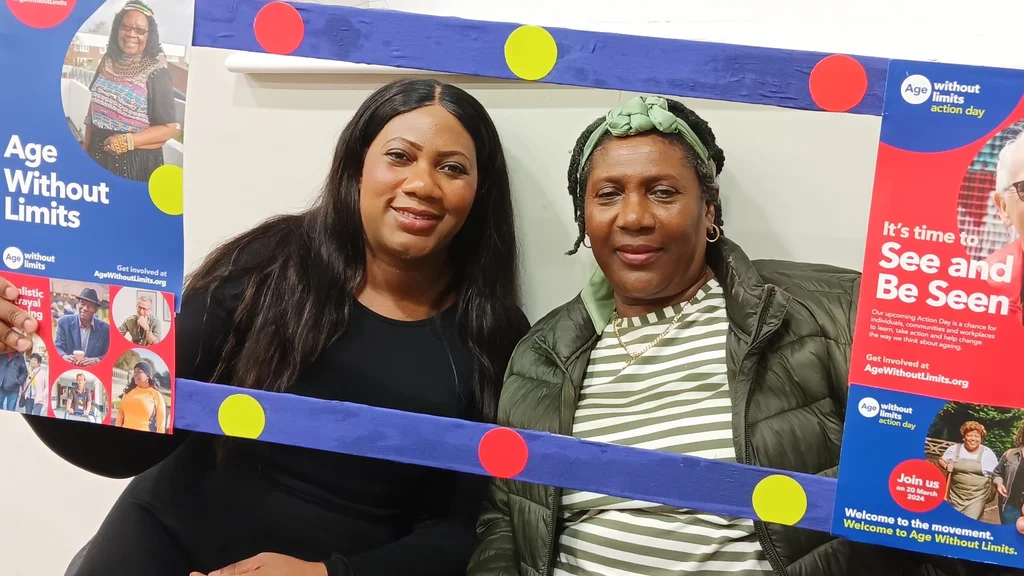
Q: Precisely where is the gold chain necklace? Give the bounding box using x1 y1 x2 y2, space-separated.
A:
611 303 689 366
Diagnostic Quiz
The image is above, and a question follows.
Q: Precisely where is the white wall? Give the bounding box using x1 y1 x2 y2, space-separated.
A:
4 2 1023 575
180 54 882 317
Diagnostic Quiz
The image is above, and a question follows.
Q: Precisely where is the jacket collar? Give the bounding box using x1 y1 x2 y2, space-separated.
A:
580 236 789 346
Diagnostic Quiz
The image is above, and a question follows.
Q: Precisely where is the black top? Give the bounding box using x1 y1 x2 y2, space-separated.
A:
69 387 90 415
25 273 508 575
146 67 177 127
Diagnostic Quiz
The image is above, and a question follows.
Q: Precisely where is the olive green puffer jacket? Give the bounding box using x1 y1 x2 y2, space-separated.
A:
467 237 1012 576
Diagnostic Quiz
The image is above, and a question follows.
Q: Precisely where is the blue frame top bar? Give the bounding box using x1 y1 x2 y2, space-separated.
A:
193 0 889 115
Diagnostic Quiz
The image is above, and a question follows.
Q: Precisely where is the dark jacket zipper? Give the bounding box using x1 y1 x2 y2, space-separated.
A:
743 286 787 576
544 455 561 569
543 346 570 576
540 333 600 576
543 420 561 576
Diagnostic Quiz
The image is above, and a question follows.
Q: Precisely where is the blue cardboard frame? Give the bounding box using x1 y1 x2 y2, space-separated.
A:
177 378 836 531
181 0 872 533
193 0 888 115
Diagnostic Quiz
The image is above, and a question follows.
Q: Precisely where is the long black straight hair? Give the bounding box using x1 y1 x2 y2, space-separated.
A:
185 79 528 422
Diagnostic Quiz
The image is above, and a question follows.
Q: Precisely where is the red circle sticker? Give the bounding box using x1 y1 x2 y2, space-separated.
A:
5 0 76 29
889 459 947 513
478 427 529 479
253 1 305 55
808 54 868 113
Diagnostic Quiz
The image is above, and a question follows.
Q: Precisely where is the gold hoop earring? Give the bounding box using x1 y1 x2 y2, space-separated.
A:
582 236 591 249
706 225 721 243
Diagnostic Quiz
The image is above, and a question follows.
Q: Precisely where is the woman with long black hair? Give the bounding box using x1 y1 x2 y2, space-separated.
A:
15 78 530 576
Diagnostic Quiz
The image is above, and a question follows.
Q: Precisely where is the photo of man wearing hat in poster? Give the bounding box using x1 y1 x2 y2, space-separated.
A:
51 281 111 366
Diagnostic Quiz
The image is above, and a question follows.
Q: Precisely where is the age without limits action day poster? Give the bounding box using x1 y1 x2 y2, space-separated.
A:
0 0 191 433
833 60 1024 568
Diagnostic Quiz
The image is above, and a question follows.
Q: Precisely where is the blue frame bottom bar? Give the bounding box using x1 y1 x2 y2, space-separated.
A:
175 378 837 533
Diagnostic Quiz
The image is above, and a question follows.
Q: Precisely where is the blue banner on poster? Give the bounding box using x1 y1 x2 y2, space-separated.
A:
833 59 1024 568
0 0 186 306
835 385 1023 567
0 0 190 434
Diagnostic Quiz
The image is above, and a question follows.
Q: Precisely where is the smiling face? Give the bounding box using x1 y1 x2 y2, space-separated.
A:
359 104 478 264
584 134 714 309
117 11 149 57
77 299 97 323
133 367 151 388
964 430 982 451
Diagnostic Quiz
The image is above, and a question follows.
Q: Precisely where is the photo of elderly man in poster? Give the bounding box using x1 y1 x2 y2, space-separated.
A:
118 294 162 345
112 289 166 346
958 122 1024 326
985 128 1024 324
53 284 111 366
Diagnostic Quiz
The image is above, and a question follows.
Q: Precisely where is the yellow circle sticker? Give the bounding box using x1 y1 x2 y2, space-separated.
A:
751 474 808 526
217 393 266 439
148 164 183 216
504 25 558 81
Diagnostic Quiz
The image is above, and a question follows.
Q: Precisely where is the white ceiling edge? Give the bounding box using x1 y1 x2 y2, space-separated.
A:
223 52 456 75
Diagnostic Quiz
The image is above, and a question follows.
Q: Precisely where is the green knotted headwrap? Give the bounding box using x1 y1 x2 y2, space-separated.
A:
577 95 715 184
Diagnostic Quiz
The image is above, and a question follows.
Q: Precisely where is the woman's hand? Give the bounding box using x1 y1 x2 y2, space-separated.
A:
0 277 37 353
126 123 177 150
190 553 328 576
998 483 1009 498
102 135 126 156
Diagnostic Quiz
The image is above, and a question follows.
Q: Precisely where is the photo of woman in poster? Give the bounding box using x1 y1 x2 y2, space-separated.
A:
20 345 48 417
113 359 167 433
938 421 999 520
81 0 178 182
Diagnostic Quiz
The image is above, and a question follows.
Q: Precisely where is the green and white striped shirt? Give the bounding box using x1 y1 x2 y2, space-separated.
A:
553 279 772 576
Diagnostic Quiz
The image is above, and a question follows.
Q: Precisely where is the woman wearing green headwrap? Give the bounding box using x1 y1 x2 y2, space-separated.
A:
467 96 1019 576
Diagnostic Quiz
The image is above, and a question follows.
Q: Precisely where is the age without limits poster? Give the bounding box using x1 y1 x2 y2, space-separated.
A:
0 0 190 433
833 60 1024 568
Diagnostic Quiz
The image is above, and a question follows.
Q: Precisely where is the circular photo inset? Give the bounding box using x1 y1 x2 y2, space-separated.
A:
60 0 191 182
111 286 170 346
50 369 109 424
112 348 170 434
955 121 1024 325
925 401 1024 526
50 279 111 365
19 334 51 417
